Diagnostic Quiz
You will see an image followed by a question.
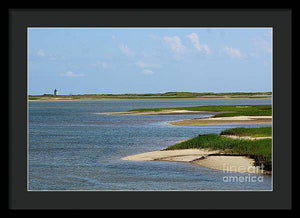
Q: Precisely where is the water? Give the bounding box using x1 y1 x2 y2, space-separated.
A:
28 99 272 190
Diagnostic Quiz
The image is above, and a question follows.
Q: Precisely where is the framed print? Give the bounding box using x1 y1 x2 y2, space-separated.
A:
8 8 292 210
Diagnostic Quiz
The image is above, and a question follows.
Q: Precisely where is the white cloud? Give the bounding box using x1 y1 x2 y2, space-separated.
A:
101 62 108 68
223 46 244 58
254 35 272 53
36 49 64 61
60 71 85 77
142 69 155 75
163 36 186 52
92 61 108 69
249 52 260 58
187 33 211 54
48 54 61 61
37 49 46 57
119 44 135 57
149 35 161 40
136 61 149 68
135 60 160 68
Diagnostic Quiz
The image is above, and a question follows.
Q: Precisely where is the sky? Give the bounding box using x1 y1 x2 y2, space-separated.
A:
28 28 272 95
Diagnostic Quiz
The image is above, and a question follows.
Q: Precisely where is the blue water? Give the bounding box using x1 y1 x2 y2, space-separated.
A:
28 99 272 190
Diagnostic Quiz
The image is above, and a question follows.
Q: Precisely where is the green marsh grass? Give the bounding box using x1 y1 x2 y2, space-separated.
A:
221 126 272 137
130 105 272 117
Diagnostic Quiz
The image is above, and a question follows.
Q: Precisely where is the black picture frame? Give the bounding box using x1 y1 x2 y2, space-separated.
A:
8 9 292 210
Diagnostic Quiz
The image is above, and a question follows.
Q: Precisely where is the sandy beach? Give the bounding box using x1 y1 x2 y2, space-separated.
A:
169 116 272 126
98 110 219 116
99 109 272 126
122 149 263 174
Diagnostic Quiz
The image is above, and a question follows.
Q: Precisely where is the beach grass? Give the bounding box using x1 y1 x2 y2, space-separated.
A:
220 126 272 137
129 105 272 117
166 128 272 171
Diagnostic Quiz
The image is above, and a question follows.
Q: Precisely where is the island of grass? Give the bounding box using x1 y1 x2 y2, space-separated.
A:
167 127 272 171
129 104 272 117
123 127 272 174
101 104 272 125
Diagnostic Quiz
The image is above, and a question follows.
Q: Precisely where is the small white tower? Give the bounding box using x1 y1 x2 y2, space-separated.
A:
54 89 58 96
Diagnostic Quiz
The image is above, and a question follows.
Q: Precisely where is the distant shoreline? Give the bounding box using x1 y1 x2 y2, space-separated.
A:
28 97 272 102
28 92 272 101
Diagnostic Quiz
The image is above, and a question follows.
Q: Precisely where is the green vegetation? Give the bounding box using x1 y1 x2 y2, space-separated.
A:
166 128 272 171
221 127 272 137
154 91 271 98
28 92 272 100
130 105 272 117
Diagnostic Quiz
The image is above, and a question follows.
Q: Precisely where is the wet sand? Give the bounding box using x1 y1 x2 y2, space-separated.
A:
122 149 264 174
99 110 272 126
169 116 272 126
98 110 219 116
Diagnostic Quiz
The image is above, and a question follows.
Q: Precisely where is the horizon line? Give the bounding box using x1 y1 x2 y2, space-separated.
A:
28 91 272 96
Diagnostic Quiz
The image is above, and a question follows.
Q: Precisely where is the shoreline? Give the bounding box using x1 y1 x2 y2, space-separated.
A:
168 116 272 126
122 148 269 175
98 110 220 116
100 109 272 126
122 134 272 175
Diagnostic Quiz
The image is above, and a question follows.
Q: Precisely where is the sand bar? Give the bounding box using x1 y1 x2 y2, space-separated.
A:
122 149 218 161
169 116 272 126
99 110 272 126
99 110 219 116
122 149 264 174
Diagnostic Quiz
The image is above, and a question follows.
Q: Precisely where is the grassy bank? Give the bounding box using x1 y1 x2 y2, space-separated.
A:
28 92 272 101
221 126 272 137
130 105 272 117
166 127 272 171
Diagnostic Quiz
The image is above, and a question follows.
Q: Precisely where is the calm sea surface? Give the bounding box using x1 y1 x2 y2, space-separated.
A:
28 99 272 190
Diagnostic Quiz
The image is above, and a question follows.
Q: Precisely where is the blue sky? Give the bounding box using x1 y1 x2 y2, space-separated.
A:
28 28 272 95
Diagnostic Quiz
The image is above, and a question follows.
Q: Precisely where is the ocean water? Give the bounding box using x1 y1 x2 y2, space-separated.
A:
28 98 272 191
